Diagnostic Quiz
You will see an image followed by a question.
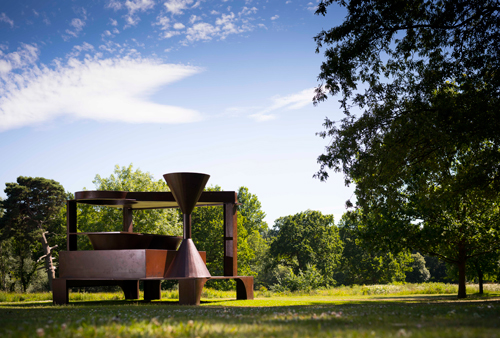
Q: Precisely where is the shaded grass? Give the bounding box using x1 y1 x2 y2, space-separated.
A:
0 288 499 337
2 283 499 303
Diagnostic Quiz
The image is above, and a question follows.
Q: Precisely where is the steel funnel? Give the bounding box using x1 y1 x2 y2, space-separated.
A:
163 172 211 278
163 172 209 216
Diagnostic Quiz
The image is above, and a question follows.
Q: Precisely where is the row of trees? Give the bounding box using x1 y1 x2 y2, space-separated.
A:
1 164 498 294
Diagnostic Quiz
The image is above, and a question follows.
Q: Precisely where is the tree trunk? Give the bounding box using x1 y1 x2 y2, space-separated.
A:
457 248 467 299
477 264 484 294
40 232 56 291
0 242 6 291
19 252 27 293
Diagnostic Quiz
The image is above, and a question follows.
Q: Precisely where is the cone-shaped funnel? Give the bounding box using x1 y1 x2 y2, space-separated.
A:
163 172 210 215
165 239 211 278
163 172 211 278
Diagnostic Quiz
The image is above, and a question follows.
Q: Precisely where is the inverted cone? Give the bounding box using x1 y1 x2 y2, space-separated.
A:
163 172 210 215
165 239 211 278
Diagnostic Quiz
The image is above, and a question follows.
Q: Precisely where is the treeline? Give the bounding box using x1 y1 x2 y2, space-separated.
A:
0 165 498 293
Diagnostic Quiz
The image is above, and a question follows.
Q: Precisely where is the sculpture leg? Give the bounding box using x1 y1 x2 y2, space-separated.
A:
119 280 140 300
144 280 162 301
236 277 254 300
52 279 68 305
178 278 208 305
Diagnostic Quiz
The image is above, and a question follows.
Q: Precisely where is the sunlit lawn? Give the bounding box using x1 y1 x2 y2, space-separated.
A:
1 285 499 337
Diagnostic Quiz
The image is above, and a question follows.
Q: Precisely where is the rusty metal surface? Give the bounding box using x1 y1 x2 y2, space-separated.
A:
58 249 205 279
164 239 211 278
66 200 77 251
178 278 209 305
123 208 133 232
87 232 152 250
55 172 250 306
144 250 174 278
73 190 237 209
223 203 238 276
145 234 182 250
59 250 147 279
162 172 212 279
163 172 210 215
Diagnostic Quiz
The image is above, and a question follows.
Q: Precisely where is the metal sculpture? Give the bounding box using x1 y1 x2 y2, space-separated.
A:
163 172 211 278
52 172 254 306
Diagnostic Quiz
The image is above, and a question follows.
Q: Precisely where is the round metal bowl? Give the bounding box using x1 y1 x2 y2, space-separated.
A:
143 234 182 250
87 232 153 250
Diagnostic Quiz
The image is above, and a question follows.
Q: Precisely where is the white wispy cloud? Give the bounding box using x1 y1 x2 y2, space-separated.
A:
238 6 257 16
107 0 123 10
164 0 194 15
0 43 39 74
182 11 254 42
154 14 171 30
248 88 315 122
64 13 87 40
124 0 155 26
106 0 154 27
125 0 155 14
185 22 218 41
0 57 203 132
66 42 95 58
0 13 14 28
271 15 279 20
306 2 318 11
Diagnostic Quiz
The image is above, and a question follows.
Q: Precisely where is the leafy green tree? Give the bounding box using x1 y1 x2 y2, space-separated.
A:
237 187 268 235
447 252 500 293
191 185 266 289
313 0 500 298
336 212 412 285
77 164 182 250
0 177 66 291
467 254 500 293
406 253 431 283
269 210 342 286
424 255 449 283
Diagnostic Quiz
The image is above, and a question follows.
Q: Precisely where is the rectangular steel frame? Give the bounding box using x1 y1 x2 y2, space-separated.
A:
54 191 253 305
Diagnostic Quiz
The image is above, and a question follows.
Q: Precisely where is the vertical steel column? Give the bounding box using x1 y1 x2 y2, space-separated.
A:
223 201 238 276
66 200 77 251
123 207 133 232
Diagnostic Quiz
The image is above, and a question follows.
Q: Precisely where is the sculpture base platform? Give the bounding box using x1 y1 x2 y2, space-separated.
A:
53 250 253 305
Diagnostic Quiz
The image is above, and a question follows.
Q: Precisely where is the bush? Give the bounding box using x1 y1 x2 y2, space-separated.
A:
271 264 325 292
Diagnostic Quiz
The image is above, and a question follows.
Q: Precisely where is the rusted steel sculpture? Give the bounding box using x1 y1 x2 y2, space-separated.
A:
163 173 211 278
52 172 253 306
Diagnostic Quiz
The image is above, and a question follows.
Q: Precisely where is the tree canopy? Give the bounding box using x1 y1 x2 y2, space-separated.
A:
77 164 182 247
335 212 412 285
314 0 500 298
0 177 66 291
269 210 342 286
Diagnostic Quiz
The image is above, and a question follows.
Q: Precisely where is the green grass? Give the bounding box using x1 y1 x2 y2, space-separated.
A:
0 284 499 337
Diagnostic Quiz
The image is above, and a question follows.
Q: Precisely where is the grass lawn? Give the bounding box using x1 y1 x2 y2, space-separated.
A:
0 286 499 337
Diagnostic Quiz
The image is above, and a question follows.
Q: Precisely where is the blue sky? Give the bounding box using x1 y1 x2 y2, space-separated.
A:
0 0 353 225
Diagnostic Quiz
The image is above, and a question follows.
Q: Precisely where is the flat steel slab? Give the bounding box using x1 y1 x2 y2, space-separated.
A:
59 250 206 279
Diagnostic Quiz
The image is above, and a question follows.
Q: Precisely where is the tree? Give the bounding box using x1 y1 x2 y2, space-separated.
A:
237 187 268 235
0 177 66 291
269 210 342 286
425 255 449 282
191 185 266 289
77 164 182 250
406 253 431 283
466 253 500 293
313 0 500 298
447 252 500 293
336 212 412 285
